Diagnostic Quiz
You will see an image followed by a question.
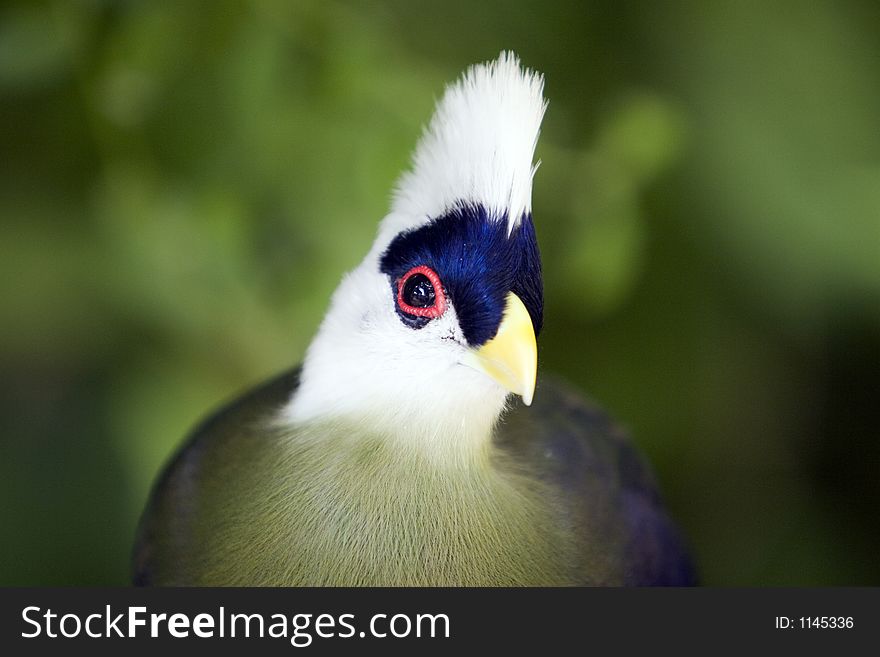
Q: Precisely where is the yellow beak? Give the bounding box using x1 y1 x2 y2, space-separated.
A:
461 292 538 405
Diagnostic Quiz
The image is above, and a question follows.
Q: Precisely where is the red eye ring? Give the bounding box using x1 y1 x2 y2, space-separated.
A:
396 265 447 319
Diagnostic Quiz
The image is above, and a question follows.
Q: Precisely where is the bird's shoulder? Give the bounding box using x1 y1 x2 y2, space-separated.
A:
496 376 657 498
496 376 697 585
132 367 301 585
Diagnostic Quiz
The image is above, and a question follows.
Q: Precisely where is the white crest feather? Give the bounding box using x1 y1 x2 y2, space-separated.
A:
390 52 547 234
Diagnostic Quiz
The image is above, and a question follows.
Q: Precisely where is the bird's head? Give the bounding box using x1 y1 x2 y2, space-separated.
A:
286 53 546 452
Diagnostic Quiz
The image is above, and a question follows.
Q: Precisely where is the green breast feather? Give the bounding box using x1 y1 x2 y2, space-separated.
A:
133 369 694 586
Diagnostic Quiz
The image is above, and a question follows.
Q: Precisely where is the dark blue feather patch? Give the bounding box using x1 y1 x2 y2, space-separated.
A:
379 204 543 347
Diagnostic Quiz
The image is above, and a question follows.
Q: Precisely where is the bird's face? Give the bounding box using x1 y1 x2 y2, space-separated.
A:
378 203 542 406
285 205 543 441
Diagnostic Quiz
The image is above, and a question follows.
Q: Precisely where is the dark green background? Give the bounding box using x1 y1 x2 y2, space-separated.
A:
1 0 878 585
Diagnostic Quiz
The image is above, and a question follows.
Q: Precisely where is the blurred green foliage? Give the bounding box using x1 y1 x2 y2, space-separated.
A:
1 0 878 585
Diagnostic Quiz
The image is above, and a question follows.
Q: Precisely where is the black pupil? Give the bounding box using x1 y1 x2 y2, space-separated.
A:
402 273 436 309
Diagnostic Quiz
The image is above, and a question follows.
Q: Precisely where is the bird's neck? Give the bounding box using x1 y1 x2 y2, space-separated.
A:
283 349 510 465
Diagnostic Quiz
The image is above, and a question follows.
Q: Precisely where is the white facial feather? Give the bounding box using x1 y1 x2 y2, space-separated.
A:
284 53 545 456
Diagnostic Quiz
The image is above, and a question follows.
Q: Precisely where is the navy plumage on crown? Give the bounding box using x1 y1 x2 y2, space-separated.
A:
380 203 543 346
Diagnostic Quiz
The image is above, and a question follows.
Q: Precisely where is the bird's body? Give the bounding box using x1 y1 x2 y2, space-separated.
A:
134 53 695 586
134 370 692 585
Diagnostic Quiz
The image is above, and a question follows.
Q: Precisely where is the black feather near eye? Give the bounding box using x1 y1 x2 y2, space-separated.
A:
379 204 543 346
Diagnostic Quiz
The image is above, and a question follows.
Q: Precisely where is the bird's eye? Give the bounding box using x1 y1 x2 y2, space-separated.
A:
396 265 447 319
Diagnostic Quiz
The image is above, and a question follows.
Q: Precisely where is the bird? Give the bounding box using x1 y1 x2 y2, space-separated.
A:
133 52 695 586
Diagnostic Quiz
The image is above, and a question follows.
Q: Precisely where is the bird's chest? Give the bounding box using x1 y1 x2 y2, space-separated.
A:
205 442 573 586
